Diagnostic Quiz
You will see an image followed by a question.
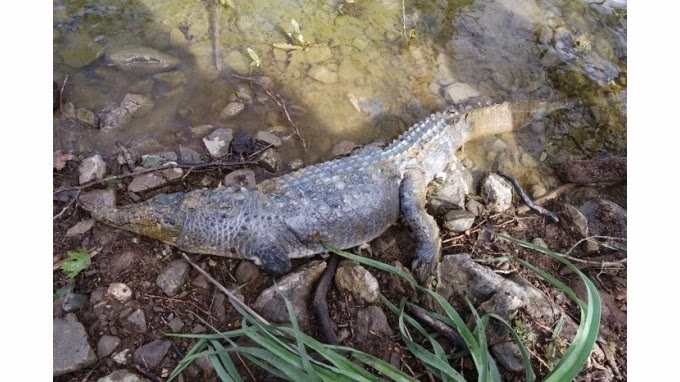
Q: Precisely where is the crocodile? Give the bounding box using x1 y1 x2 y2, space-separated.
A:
93 101 559 282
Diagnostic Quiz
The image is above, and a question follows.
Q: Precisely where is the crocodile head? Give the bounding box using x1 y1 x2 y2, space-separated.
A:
92 192 187 245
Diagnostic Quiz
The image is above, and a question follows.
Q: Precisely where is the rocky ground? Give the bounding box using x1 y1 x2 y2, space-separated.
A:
53 139 627 381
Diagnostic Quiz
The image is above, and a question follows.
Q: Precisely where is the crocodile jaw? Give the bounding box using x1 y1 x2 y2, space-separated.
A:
92 193 186 245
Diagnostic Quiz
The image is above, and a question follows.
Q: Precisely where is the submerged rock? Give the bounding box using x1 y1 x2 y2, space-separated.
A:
219 102 245 119
108 46 179 73
308 65 338 84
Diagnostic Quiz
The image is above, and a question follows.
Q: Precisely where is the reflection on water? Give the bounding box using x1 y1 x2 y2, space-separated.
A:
53 0 626 187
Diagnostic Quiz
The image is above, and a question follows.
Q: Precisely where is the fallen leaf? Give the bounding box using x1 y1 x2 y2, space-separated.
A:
66 219 95 237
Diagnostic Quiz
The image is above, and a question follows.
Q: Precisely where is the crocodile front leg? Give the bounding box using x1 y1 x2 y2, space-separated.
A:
400 168 441 286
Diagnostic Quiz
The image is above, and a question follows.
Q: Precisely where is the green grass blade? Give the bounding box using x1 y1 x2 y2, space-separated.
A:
492 232 601 382
168 338 208 381
277 285 317 378
208 339 243 382
485 313 535 382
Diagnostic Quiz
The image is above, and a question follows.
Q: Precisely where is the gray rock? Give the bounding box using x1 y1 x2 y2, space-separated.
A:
79 189 117 213
127 168 184 193
225 50 250 75
256 131 283 148
257 148 281 173
220 102 245 119
442 210 476 232
62 293 88 312
212 292 228 323
108 283 133 303
203 128 234 157
127 309 147 332
443 82 481 103
78 155 107 184
179 146 204 164
428 159 473 214
332 141 358 157
334 261 380 304
133 340 172 369
235 260 262 284
98 370 150 382
112 349 131 364
66 219 96 237
96 335 121 358
355 306 394 342
108 46 179 73
436 254 557 324
195 355 214 372
191 274 210 289
579 199 627 251
77 108 100 128
308 65 338 84
481 173 513 213
465 199 485 216
167 316 185 333
156 260 190 296
224 169 257 189
53 313 97 376
492 342 524 372
253 260 327 329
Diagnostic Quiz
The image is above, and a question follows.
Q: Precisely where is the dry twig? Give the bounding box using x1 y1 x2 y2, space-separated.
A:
53 189 81 220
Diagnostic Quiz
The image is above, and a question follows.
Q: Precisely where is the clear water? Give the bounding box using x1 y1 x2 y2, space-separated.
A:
53 0 626 189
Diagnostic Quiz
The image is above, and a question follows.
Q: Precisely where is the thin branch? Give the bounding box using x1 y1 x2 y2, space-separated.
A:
516 183 576 214
115 141 136 172
53 189 81 220
181 253 271 325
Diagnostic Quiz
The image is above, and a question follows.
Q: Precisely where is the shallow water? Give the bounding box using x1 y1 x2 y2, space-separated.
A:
53 0 626 189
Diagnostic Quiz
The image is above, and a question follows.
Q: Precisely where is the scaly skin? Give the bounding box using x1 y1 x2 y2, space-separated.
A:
93 101 559 281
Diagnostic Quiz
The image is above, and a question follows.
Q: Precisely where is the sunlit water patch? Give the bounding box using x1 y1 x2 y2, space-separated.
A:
54 0 626 190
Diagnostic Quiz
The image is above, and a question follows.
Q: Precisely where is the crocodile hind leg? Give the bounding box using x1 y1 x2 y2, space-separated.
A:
247 241 292 276
400 168 441 286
